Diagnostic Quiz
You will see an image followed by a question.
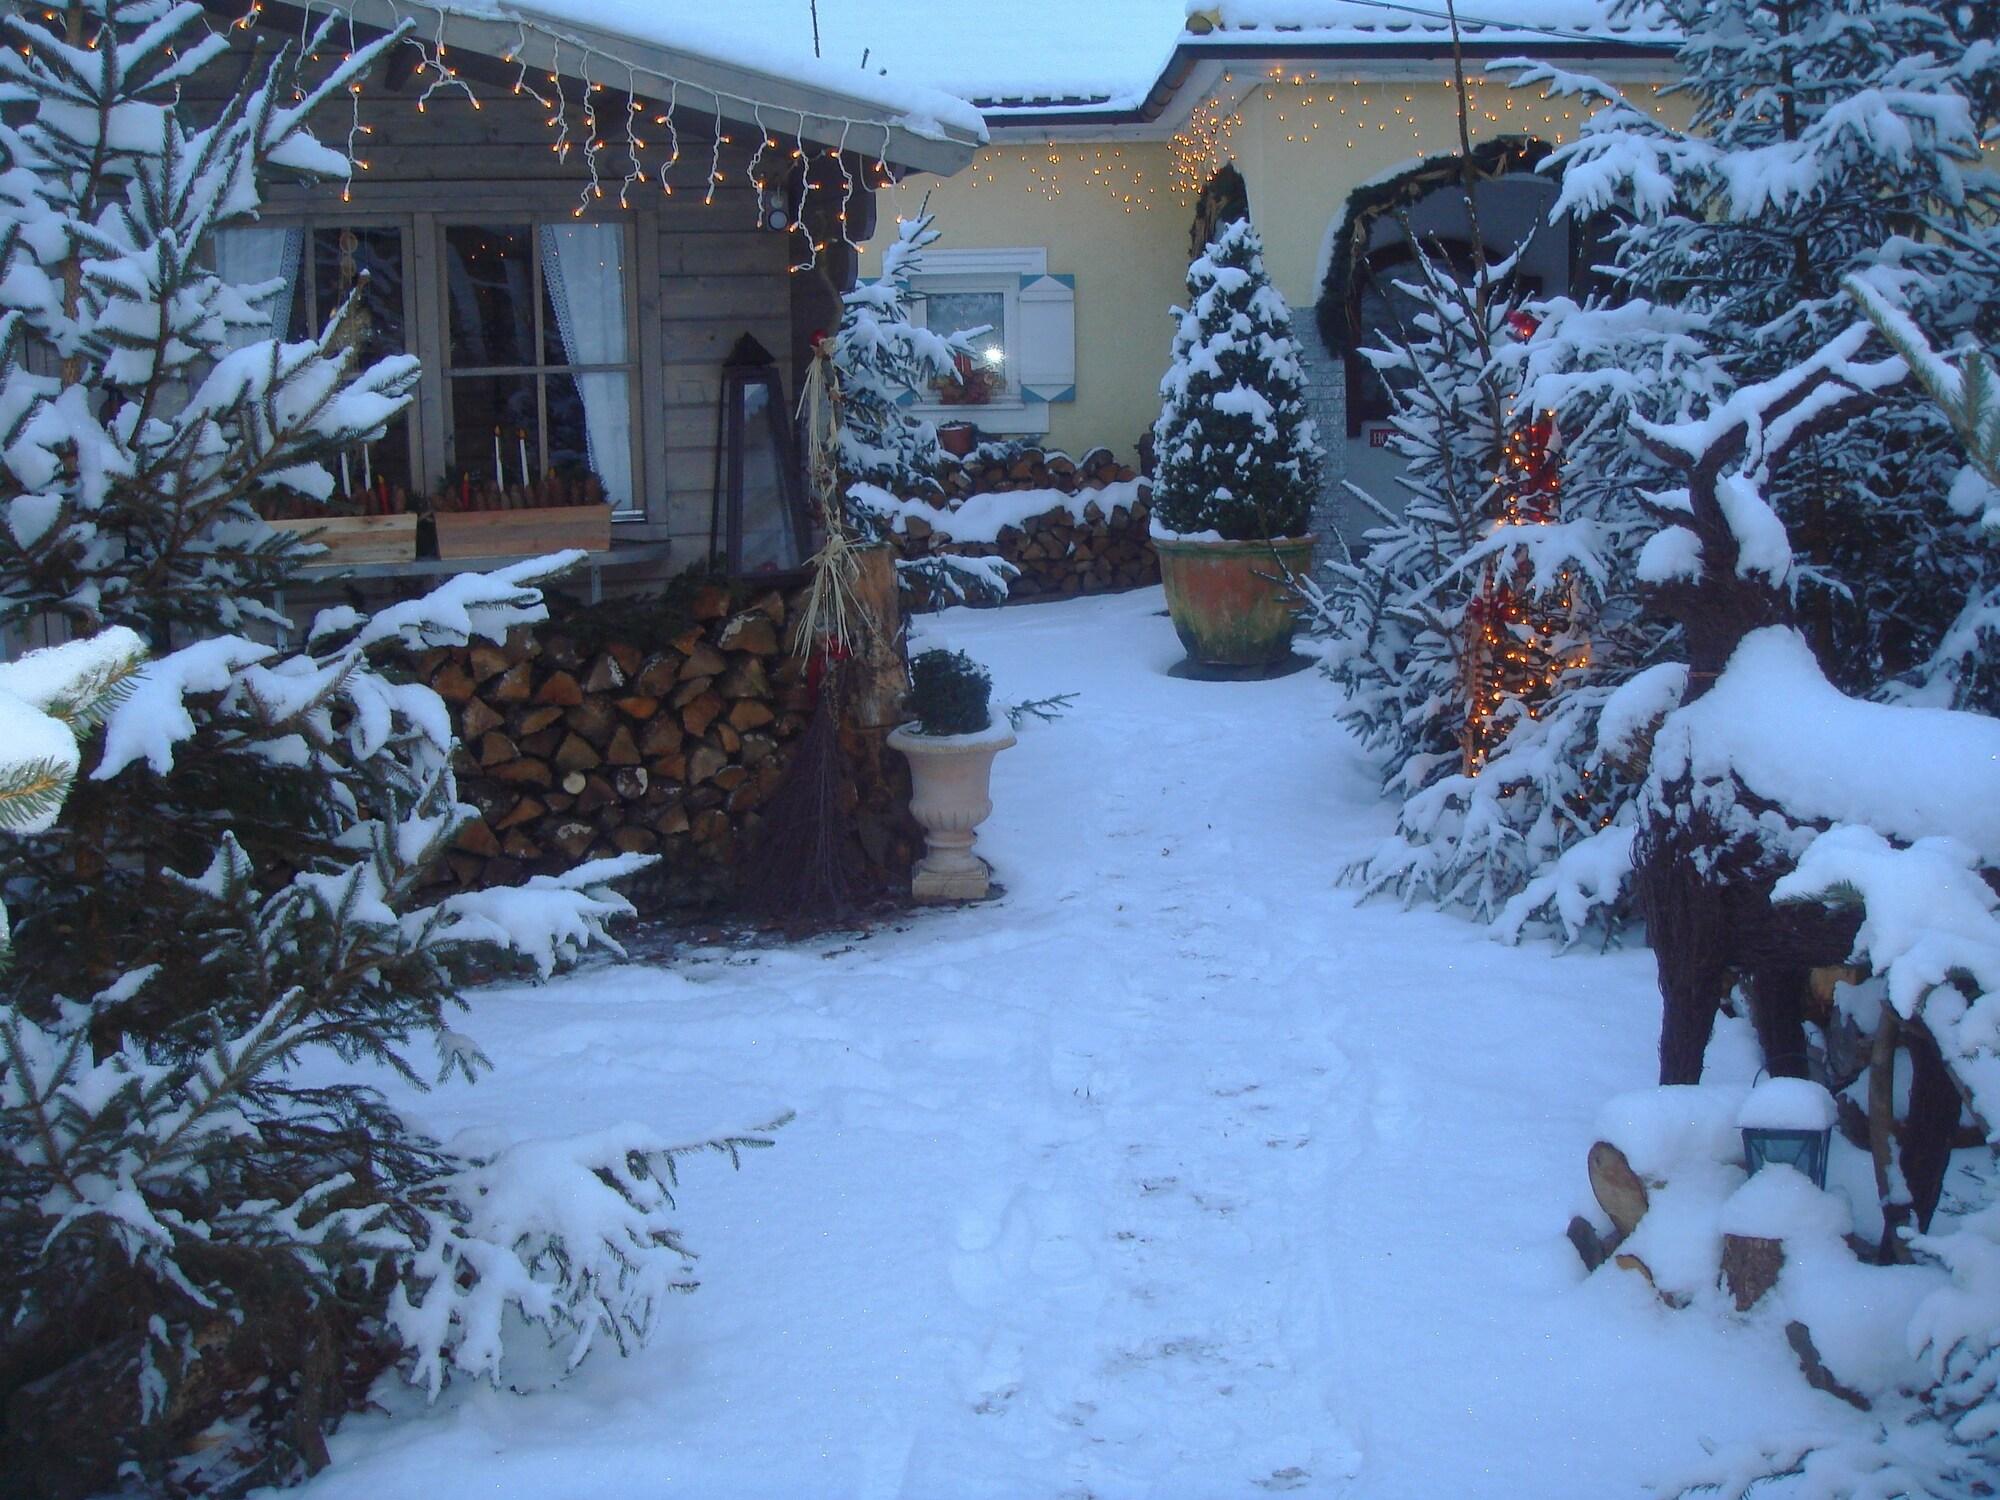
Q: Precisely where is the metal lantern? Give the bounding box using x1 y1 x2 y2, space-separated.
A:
709 333 811 576
1738 1077 1837 1190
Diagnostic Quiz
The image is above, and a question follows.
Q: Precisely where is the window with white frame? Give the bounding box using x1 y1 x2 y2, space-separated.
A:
905 246 1075 436
214 215 644 518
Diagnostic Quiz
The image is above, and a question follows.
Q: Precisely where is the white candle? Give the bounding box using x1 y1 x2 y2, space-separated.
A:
493 428 504 491
339 450 351 497
362 443 372 489
518 430 530 488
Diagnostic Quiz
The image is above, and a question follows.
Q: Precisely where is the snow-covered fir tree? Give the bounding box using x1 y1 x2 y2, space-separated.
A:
1514 0 2000 710
1151 218 1321 540
0 627 146 955
1313 231 1654 937
0 4 757 1490
1338 0 2000 941
834 212 1016 606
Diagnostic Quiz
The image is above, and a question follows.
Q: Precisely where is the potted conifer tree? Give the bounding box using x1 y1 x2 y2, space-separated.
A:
888 648 1015 902
1151 218 1324 671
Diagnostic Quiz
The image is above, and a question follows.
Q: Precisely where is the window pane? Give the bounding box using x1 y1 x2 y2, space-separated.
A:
447 374 540 506
445 224 536 368
924 289 1007 382
538 223 628 367
547 369 630 510
312 226 405 363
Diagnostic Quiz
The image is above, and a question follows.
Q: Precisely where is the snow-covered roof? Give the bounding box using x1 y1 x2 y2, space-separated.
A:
696 0 1190 113
691 1 1674 127
292 0 988 171
1189 1 1678 51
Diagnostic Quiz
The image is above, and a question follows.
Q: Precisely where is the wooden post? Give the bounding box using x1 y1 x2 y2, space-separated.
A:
847 542 908 730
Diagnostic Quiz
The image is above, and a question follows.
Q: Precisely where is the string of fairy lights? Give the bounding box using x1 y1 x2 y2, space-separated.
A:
1169 64 1677 197
871 67 1677 218
209 0 909 270
1460 313 1585 775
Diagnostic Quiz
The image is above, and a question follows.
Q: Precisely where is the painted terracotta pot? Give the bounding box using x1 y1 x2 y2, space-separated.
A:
1154 533 1315 668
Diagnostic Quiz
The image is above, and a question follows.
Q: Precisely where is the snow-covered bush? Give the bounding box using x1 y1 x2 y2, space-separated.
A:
0 5 746 1491
1151 218 1321 541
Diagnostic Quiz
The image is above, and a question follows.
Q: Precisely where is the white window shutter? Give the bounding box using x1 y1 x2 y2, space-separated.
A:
1017 273 1075 403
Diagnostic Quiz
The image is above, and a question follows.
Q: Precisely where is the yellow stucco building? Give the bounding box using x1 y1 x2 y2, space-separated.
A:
796 0 1686 535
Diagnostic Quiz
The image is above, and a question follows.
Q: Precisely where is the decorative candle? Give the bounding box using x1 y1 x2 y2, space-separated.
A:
361 443 372 490
518 429 530 489
339 450 351 498
493 428 504 491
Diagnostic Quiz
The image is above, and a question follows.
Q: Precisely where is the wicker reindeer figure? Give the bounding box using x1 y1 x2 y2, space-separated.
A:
1616 328 1966 1237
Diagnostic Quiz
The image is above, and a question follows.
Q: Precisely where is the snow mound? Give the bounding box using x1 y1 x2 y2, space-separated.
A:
1651 627 2000 858
1596 1083 1746 1182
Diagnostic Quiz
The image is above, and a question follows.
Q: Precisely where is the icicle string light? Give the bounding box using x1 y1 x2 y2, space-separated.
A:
211 0 946 241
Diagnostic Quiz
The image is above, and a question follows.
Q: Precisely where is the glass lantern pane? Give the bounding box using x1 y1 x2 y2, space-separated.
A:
731 374 801 573
445 224 537 369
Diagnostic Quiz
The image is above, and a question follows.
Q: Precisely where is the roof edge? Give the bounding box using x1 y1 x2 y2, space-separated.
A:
973 32 1674 130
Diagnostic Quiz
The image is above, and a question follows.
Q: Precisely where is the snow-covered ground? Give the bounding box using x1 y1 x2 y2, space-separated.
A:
283 588 1854 1500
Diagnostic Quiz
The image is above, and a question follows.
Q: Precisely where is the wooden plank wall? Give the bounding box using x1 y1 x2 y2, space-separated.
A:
189 33 820 559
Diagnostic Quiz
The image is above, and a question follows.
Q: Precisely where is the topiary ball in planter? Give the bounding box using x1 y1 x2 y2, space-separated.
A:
908 648 992 736
892 647 1013 902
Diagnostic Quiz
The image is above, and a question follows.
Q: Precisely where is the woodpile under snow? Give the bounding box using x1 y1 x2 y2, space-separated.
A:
889 445 1160 605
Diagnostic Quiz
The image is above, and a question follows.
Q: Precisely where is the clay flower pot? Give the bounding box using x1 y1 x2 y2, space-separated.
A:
1154 533 1315 669
887 721 1015 902
937 420 978 458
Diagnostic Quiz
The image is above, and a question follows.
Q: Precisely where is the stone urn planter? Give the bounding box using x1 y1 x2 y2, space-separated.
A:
1154 533 1314 669
887 721 1015 902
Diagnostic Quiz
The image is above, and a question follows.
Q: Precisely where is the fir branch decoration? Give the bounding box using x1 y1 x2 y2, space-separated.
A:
1004 692 1077 729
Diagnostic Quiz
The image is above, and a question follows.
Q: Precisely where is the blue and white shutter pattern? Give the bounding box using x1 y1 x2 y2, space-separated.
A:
1016 272 1076 405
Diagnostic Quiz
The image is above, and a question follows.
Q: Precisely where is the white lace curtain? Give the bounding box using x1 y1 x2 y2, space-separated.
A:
539 223 633 512
212 226 303 350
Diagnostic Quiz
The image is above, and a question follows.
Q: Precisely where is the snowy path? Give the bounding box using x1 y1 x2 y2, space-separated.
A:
288 589 1837 1500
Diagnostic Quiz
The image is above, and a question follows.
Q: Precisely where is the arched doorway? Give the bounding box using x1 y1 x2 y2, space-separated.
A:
1316 139 1580 534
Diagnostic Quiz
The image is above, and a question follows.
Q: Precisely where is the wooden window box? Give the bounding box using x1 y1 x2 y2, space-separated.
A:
268 513 420 566
432 504 614 560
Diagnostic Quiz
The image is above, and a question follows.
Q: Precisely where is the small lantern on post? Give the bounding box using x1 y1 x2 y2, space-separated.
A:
710 333 812 576
1738 1076 1837 1189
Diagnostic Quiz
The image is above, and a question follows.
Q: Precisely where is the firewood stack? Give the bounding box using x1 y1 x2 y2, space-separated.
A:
413 582 915 906
895 445 1159 602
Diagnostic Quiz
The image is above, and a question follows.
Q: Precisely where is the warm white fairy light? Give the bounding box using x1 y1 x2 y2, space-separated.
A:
619 73 644 207
704 100 725 204
576 54 603 215
414 3 476 111
655 79 680 195
747 102 774 228
547 41 570 162
506 22 551 108
831 118 855 248
212 0 948 253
